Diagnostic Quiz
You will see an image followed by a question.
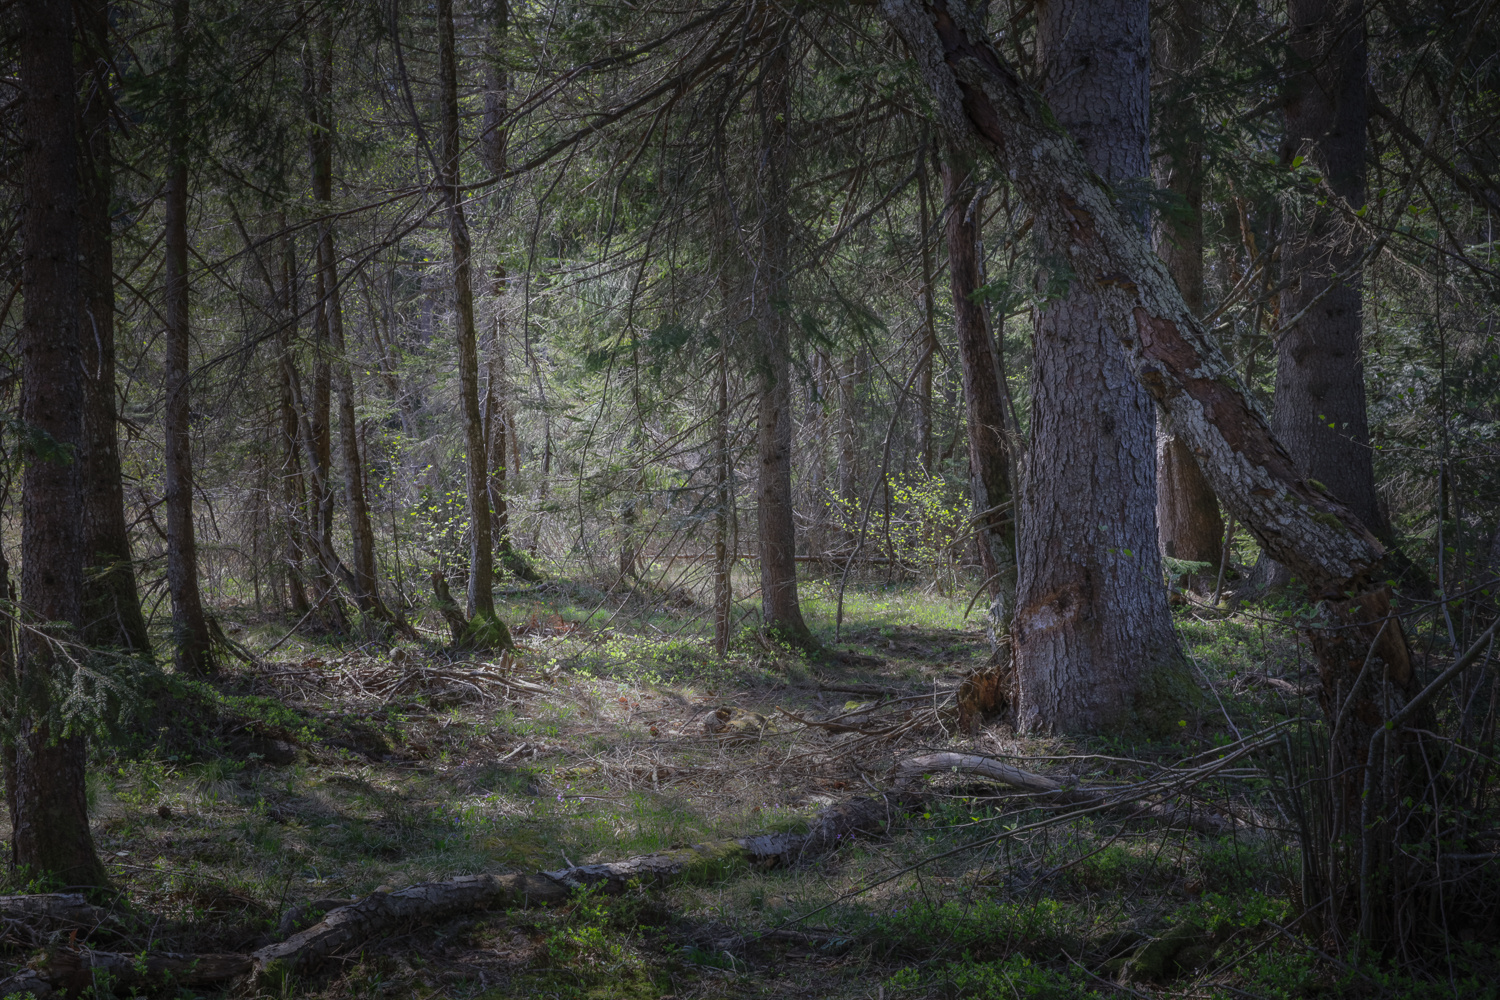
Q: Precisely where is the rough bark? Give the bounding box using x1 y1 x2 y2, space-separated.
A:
162 0 214 675
1273 0 1383 540
309 22 387 622
916 151 939 473
714 340 733 654
942 152 1015 616
1010 0 1185 733
877 0 1415 937
481 0 509 174
277 229 312 616
753 38 813 645
10 0 109 886
438 0 501 635
1152 0 1224 585
77 0 151 654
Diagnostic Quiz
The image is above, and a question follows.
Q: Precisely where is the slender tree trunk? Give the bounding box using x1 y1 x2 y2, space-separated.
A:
277 228 312 616
917 152 938 473
481 0 509 175
1153 0 1224 589
942 152 1015 617
753 37 812 646
77 0 151 653
1273 0 1380 538
1006 0 1186 733
836 354 859 517
8 0 109 886
309 22 385 620
162 0 214 675
714 340 733 654
437 0 507 646
880 0 1416 940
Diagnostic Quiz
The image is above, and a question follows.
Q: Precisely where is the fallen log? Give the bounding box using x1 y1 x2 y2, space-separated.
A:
0 950 251 998
896 752 1235 836
3 795 902 994
0 893 110 930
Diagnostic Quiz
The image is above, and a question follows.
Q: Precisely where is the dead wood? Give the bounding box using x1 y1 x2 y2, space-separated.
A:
4 796 903 993
896 752 1235 836
0 893 110 931
1239 672 1318 697
0 948 252 997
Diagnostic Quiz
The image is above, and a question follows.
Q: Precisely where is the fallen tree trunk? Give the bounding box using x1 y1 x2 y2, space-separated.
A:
0 951 251 998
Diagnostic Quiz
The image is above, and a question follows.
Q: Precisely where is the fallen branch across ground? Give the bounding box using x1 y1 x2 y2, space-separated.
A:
894 749 1252 837
0 796 904 995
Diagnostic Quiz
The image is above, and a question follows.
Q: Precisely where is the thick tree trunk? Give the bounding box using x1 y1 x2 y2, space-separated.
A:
753 39 813 645
1010 0 1185 732
10 0 109 886
481 0 509 175
1152 0 1224 587
309 23 386 621
1273 0 1382 541
77 0 151 654
878 0 1416 939
437 0 505 642
942 152 1015 617
162 0 214 675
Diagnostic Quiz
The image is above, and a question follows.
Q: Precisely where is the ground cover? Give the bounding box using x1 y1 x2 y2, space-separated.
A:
2 575 1495 999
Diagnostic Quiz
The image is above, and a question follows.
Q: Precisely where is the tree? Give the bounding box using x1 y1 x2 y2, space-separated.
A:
752 34 814 647
437 0 511 647
1152 0 1224 589
77 0 152 654
1258 0 1381 586
6 0 110 887
941 151 1015 618
879 0 1416 939
1009 0 1186 733
162 0 215 675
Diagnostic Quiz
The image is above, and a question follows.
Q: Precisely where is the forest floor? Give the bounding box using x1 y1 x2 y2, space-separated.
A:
3 573 1483 999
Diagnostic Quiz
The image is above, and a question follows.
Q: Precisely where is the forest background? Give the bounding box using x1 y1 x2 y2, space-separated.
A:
2 0 1500 996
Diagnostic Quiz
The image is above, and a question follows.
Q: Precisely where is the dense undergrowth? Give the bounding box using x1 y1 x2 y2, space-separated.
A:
3 568 1497 999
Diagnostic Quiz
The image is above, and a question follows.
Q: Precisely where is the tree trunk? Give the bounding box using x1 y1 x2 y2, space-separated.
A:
917 152 939 474
879 0 1416 940
753 37 813 646
437 0 505 642
1007 0 1184 733
310 22 386 621
9 0 109 886
77 0 151 654
162 0 214 675
1258 0 1380 589
836 353 860 516
277 229 312 616
942 152 1015 618
714 340 733 654
481 0 509 175
1152 0 1224 588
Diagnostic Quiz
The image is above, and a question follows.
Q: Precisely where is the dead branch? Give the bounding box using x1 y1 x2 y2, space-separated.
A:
896 752 1237 836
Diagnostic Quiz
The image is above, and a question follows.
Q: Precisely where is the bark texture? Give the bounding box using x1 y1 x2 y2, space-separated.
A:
10 0 109 886
1273 0 1382 539
309 23 387 622
1012 0 1184 732
753 39 813 644
162 0 215 675
438 0 502 636
77 0 151 653
1152 0 1224 582
877 0 1415 939
942 153 1015 615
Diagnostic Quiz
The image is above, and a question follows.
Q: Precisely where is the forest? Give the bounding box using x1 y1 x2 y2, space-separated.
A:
2 0 1499 995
